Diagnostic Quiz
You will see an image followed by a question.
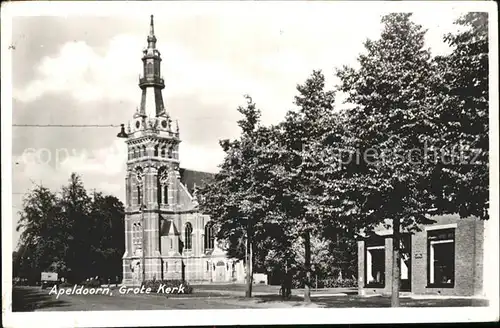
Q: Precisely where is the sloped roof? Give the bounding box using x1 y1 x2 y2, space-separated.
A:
179 168 215 194
160 217 180 236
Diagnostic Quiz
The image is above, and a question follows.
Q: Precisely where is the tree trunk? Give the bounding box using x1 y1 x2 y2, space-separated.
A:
391 217 401 307
303 231 311 303
245 232 253 298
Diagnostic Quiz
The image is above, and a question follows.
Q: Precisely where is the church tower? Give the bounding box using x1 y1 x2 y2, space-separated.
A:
120 16 246 286
121 15 184 285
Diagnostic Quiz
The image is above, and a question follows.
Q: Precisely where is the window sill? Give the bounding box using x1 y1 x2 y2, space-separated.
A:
426 283 455 289
364 284 385 288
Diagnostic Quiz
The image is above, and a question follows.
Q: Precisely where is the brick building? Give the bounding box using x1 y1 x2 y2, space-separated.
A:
120 16 245 285
357 214 485 297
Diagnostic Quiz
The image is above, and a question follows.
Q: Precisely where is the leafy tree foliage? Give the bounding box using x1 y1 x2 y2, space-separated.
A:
334 13 441 306
199 95 266 297
14 173 125 284
431 12 489 219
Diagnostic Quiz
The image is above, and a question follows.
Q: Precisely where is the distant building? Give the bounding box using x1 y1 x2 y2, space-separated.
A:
357 214 485 297
121 16 245 285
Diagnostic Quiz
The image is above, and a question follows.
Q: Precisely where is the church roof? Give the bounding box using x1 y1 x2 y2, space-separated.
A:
179 168 215 194
160 218 180 236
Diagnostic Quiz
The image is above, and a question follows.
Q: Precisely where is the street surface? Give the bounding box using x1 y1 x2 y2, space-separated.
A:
12 286 489 312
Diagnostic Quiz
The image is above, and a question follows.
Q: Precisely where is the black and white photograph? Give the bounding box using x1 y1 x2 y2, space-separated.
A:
2 1 499 327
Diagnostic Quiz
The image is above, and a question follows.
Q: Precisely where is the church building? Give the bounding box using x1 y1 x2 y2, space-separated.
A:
121 16 245 285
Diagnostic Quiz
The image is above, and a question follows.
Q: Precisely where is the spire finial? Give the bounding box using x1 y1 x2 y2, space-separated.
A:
150 15 154 36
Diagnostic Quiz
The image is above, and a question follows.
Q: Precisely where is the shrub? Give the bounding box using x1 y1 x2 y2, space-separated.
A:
59 282 73 288
141 279 193 294
291 277 358 289
81 279 101 288
320 277 357 288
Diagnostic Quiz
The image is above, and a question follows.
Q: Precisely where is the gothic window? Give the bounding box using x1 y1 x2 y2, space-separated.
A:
185 223 193 250
134 148 138 159
132 221 142 248
154 145 159 157
204 222 215 250
161 146 166 158
137 186 142 206
147 62 153 75
142 145 147 157
168 147 173 159
158 168 168 205
135 167 144 206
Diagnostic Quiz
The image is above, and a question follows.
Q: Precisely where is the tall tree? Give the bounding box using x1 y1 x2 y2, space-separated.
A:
16 185 67 281
335 13 438 307
60 173 92 283
278 70 337 302
15 173 126 284
431 12 489 219
88 193 126 281
199 95 265 297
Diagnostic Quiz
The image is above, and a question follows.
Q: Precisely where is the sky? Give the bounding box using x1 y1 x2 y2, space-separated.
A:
5 2 471 248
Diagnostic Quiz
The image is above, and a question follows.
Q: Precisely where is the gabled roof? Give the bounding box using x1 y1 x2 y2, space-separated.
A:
160 217 180 236
179 168 215 194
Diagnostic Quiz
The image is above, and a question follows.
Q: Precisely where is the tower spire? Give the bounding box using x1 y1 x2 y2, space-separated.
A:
149 15 155 38
139 15 164 118
147 14 157 49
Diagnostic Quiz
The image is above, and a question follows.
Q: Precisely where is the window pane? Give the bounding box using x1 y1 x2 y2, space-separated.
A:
428 228 455 286
367 248 385 285
433 242 454 284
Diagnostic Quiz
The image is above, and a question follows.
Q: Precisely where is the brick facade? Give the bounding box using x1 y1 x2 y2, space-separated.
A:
358 214 484 297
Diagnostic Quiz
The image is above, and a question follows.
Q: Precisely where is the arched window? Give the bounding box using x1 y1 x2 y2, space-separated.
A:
168 147 173 159
163 185 168 204
185 223 193 250
161 147 166 158
147 62 153 75
154 145 159 157
204 223 215 250
135 167 144 206
142 145 147 157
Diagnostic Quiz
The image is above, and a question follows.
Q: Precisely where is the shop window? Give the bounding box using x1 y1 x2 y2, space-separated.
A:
427 228 455 287
365 237 385 287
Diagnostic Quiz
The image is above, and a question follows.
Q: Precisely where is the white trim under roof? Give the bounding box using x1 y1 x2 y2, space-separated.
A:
424 223 458 231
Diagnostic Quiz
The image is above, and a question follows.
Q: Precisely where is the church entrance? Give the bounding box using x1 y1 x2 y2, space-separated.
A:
215 261 225 282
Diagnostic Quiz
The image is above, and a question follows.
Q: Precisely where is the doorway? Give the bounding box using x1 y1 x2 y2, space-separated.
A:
215 261 225 282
